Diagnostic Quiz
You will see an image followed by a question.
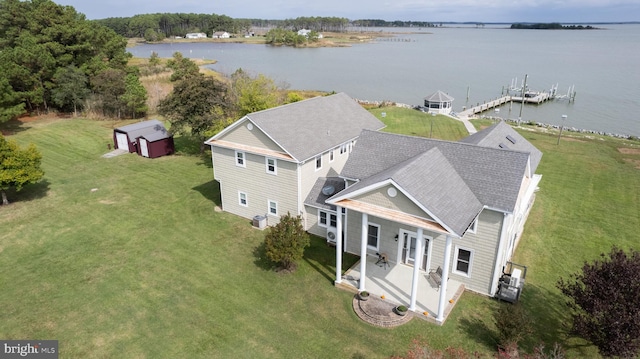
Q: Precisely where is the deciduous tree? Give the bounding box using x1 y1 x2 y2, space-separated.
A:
229 69 283 116
158 72 229 151
51 65 90 116
557 246 640 358
0 134 44 205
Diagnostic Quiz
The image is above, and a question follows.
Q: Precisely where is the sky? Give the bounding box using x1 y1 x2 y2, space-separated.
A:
54 0 639 23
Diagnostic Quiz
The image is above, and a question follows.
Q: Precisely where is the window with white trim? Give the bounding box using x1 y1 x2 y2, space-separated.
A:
367 223 380 250
318 210 337 228
340 143 348 154
329 150 334 162
238 191 248 207
268 200 278 215
315 155 322 171
235 151 246 167
453 247 473 277
265 157 277 175
468 217 478 234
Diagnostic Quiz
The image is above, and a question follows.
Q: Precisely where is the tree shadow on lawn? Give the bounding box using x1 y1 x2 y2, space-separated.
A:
0 118 36 136
192 180 221 206
1 179 51 206
252 241 276 271
458 283 579 354
303 235 359 285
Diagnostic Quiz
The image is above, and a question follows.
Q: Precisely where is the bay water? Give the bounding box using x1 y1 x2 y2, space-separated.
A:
128 24 640 137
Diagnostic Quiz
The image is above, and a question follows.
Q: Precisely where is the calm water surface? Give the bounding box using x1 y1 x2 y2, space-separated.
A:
129 25 640 136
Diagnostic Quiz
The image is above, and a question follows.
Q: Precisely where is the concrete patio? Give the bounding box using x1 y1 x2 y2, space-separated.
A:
338 254 465 324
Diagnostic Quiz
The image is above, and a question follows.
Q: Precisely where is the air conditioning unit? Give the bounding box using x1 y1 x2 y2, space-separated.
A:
326 227 337 244
509 268 522 287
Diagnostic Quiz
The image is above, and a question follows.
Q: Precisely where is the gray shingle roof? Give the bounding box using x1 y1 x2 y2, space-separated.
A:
304 177 346 210
115 120 170 142
425 90 454 102
336 129 534 236
243 93 385 162
459 121 543 172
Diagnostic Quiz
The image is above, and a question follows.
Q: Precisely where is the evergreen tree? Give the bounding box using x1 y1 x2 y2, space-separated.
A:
263 213 309 272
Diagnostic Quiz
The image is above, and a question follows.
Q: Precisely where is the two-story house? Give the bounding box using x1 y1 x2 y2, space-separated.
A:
206 93 542 324
204 93 385 226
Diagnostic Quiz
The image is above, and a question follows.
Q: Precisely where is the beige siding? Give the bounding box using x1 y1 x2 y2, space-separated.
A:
305 206 325 237
353 184 433 220
212 146 298 225
299 145 351 200
428 209 503 295
218 119 285 153
345 212 402 259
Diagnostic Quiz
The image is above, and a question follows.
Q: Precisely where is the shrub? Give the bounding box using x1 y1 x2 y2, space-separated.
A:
263 212 309 272
494 302 533 348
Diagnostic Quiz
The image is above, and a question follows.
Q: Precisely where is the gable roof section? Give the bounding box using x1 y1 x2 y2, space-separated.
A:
459 121 543 173
340 130 531 216
115 120 169 142
210 93 385 163
330 147 483 236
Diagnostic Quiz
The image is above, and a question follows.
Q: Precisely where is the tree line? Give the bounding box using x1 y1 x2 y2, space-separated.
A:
95 14 350 40
510 23 598 30
0 0 147 122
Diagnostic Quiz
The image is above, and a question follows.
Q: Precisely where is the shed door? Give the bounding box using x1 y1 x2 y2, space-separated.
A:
116 132 128 150
140 138 149 157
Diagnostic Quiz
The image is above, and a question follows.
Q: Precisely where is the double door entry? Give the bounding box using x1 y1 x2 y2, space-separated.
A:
400 230 429 271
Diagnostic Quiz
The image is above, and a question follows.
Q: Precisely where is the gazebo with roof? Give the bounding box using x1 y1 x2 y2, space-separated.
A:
424 90 454 115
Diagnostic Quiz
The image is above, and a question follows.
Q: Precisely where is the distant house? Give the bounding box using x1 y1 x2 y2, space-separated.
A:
185 32 207 39
212 31 230 39
113 120 174 159
424 90 454 115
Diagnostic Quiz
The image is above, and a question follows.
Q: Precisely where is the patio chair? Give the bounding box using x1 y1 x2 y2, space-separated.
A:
375 252 389 270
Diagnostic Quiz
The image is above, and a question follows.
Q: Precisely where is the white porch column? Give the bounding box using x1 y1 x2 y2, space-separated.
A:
437 235 453 322
409 228 424 311
335 206 343 284
359 213 368 291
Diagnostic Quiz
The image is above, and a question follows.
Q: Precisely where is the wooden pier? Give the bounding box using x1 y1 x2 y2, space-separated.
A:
457 92 552 119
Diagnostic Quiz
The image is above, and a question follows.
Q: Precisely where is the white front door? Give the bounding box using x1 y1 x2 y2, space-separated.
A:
116 132 128 151
140 138 149 157
400 230 429 271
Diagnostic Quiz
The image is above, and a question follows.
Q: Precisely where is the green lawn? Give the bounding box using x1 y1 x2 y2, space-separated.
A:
1 114 638 358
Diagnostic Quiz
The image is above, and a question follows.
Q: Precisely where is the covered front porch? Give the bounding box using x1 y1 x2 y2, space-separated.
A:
338 254 464 324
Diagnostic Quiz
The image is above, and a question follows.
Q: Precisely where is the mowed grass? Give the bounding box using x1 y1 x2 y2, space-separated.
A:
0 118 500 358
1 113 638 358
